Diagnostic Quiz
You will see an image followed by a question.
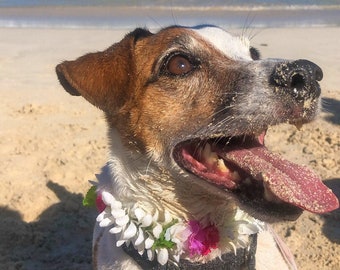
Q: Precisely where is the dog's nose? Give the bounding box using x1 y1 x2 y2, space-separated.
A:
271 59 323 101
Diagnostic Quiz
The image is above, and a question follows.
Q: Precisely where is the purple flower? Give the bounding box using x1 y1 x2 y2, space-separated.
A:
187 220 220 256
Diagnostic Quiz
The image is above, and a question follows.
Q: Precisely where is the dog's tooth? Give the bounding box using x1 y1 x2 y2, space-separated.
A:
202 143 212 158
208 152 219 165
232 171 241 181
217 158 229 172
202 143 219 165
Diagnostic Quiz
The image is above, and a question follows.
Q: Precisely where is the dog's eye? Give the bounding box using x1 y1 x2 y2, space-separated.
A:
165 55 194 76
250 47 260 60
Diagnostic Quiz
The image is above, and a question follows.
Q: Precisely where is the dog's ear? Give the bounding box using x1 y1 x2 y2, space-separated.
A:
55 28 152 112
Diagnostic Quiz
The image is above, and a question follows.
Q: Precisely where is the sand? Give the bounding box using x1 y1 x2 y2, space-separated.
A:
0 27 339 269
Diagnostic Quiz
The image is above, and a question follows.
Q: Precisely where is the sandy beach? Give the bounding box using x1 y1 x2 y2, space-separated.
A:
0 26 339 269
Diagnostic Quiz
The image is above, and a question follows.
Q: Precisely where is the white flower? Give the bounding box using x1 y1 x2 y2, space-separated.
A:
99 218 114 227
163 222 189 262
134 208 145 221
95 190 188 265
93 187 269 267
147 249 154 261
109 226 122 234
164 228 171 241
134 227 144 246
122 222 137 239
115 215 129 226
144 236 155 249
157 248 169 265
101 191 115 205
135 240 146 256
141 214 153 227
111 208 125 219
164 210 172 223
152 223 163 238
116 238 126 247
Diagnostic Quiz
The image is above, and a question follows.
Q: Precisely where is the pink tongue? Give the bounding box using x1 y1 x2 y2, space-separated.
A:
221 145 339 213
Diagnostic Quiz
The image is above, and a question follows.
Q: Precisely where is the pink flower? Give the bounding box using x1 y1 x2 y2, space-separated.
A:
187 220 219 256
203 224 219 250
96 193 106 212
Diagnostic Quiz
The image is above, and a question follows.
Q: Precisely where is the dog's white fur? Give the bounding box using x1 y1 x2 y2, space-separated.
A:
193 26 252 60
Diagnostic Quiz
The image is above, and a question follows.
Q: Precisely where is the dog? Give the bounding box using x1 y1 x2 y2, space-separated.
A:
56 25 339 270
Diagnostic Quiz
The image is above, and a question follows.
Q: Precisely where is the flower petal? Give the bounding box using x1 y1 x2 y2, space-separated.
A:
101 191 115 205
134 227 144 246
115 215 130 226
116 239 126 247
96 211 106 222
134 208 146 222
157 248 169 265
122 222 137 240
110 200 122 209
99 217 114 227
111 208 126 219
147 249 154 261
109 226 122 234
137 243 145 256
164 228 171 241
145 236 155 249
153 223 163 238
141 214 153 227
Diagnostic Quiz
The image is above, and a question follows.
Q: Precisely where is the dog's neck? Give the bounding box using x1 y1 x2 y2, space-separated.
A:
104 127 264 224
95 128 265 266
104 128 236 219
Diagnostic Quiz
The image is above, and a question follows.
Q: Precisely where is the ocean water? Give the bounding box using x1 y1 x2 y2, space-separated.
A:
1 0 339 7
0 0 340 29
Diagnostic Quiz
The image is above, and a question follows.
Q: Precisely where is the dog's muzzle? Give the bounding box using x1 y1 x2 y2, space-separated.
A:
172 56 339 221
270 59 323 101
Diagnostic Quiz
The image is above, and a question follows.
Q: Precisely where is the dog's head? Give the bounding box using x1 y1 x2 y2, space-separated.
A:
56 25 338 222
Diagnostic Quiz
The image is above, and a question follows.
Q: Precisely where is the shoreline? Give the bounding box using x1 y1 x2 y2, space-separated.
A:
1 6 340 29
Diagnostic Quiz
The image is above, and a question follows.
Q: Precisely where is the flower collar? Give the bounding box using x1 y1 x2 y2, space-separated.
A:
84 185 264 266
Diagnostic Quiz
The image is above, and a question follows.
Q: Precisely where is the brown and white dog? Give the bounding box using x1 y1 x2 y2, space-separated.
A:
56 25 339 270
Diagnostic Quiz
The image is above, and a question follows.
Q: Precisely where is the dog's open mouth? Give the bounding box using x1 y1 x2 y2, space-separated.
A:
173 131 339 218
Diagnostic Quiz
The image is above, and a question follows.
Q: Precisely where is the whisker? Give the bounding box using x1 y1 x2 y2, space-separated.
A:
248 27 263 41
170 0 178 26
242 11 251 37
147 16 163 29
145 155 153 176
